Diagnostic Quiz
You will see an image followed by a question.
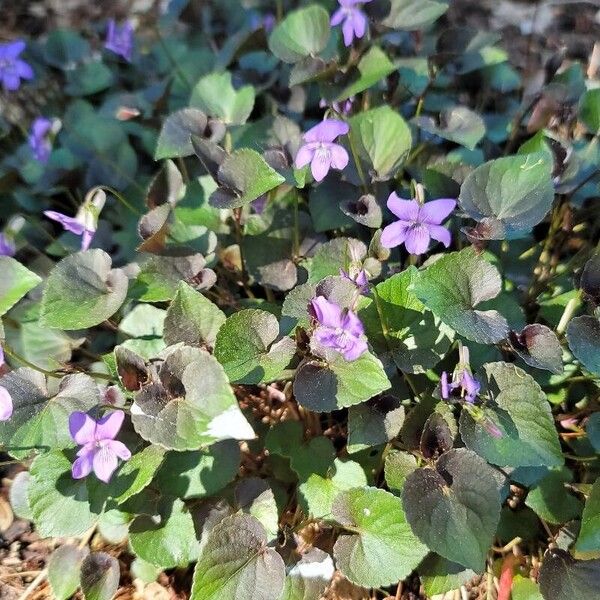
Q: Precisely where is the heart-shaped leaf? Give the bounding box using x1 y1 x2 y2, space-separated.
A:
414 106 485 150
347 396 405 453
190 514 285 600
383 0 448 30
40 250 128 330
509 324 563 374
538 549 600 600
0 257 42 316
155 108 209 160
332 487 429 587
402 448 502 571
48 545 89 600
459 362 563 467
458 153 555 239
80 552 119 600
411 247 509 344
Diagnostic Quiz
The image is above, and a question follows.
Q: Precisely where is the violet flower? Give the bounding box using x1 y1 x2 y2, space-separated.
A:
340 267 369 294
69 410 131 483
310 296 367 361
44 190 105 251
380 192 456 255
28 117 52 163
295 119 349 182
440 369 481 404
0 385 12 422
0 40 34 92
330 0 372 47
320 96 355 116
105 20 134 62
0 233 15 257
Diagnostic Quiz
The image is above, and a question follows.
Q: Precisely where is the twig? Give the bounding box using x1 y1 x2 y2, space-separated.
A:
16 569 47 600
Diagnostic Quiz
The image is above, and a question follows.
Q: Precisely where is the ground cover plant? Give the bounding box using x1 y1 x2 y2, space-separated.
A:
0 0 600 598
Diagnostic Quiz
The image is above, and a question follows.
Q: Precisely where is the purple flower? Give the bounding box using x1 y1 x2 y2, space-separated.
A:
0 385 13 422
28 117 52 163
0 40 34 92
320 96 355 115
340 268 369 294
295 119 350 182
105 20 134 62
441 369 481 404
330 0 372 47
44 190 105 251
380 193 456 255
69 410 131 483
310 296 367 361
0 233 15 257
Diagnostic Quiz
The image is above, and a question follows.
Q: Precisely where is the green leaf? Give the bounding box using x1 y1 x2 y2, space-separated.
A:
164 281 226 348
459 362 564 468
349 106 412 181
235 478 279 541
118 303 166 359
80 552 119 600
44 29 90 69
411 247 509 343
511 575 543 600
306 238 367 284
360 267 454 373
109 445 165 504
384 450 418 493
214 309 295 384
579 88 600 133
575 478 600 555
0 370 101 459
210 149 285 209
155 108 208 160
332 487 429 587
268 5 330 64
129 498 200 569
347 396 405 453
334 46 397 101
414 106 485 150
402 448 502 571
509 324 563 375
419 554 477 597
566 315 600 376
28 451 102 537
0 257 42 316
131 346 254 450
190 514 285 600
191 71 255 125
383 0 448 30
65 61 114 96
40 250 128 330
48 545 89 600
525 468 583 525
281 548 334 600
458 153 555 239
538 549 600 600
293 350 391 412
155 440 240 499
9 471 33 520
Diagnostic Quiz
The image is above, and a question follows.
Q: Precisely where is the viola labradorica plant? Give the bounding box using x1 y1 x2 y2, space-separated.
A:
1 1 599 599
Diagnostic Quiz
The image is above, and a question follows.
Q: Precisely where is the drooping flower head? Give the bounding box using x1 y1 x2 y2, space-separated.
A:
340 267 369 295
320 96 355 116
105 20 134 62
440 369 481 404
295 119 349 182
330 0 372 47
44 189 106 251
310 296 367 361
0 385 12 422
69 410 131 483
28 117 52 163
380 192 456 255
0 40 34 92
0 233 15 257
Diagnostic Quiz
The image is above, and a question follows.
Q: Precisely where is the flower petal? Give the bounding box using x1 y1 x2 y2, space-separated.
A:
330 7 345 26
0 385 13 421
342 338 367 361
93 444 119 483
81 228 95 251
351 9 367 39
72 447 94 479
295 144 315 169
3 40 26 58
304 119 349 144
310 296 343 328
15 60 34 80
404 225 431 255
419 198 456 225
329 143 349 170
386 193 419 221
95 410 125 441
310 149 332 182
44 211 86 235
380 220 409 249
427 224 452 248
341 310 364 338
440 372 450 400
106 439 131 461
69 411 97 445
342 16 355 46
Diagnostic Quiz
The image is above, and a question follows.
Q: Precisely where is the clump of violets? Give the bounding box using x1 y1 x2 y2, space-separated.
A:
105 20 134 62
381 187 456 255
295 119 349 182
28 117 52 163
69 410 131 483
44 189 106 251
310 296 367 361
330 0 372 47
0 40 34 92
